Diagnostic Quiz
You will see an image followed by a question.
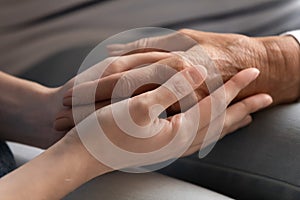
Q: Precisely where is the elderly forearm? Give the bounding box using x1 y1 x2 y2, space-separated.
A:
258 35 300 101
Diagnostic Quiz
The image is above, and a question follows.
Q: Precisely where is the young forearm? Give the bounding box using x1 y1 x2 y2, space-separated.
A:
0 131 110 200
0 72 44 143
0 71 63 148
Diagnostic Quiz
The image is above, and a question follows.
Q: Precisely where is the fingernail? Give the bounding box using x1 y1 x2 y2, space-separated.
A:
250 68 260 79
264 95 273 106
186 66 207 85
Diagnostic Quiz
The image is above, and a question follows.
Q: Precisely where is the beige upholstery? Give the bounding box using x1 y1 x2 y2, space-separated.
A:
7 142 231 200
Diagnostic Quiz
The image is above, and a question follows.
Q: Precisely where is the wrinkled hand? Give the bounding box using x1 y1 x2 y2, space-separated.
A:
107 29 300 105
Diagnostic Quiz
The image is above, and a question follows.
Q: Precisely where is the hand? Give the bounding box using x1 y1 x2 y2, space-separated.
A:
0 71 67 149
56 51 272 163
54 52 171 131
61 67 272 171
107 29 300 105
58 49 274 130
0 67 272 200
0 52 170 149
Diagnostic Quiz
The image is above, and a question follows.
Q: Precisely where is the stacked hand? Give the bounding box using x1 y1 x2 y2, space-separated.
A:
51 28 300 169
25 29 299 153
54 50 272 170
5 29 295 200
18 29 299 169
107 29 300 105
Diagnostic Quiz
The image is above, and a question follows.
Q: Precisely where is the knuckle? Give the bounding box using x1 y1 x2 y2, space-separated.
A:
135 38 149 49
104 57 120 74
108 63 120 73
115 75 133 98
111 61 125 72
104 56 117 65
171 56 187 70
238 100 250 112
162 55 189 72
113 58 127 70
170 78 188 98
229 76 241 88
227 76 244 93
170 114 183 133
153 63 168 82
135 99 149 111
152 60 178 83
132 97 151 122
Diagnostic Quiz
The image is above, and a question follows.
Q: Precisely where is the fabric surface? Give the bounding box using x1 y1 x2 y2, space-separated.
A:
160 102 300 200
1 0 300 75
7 143 233 199
0 141 16 178
64 171 232 200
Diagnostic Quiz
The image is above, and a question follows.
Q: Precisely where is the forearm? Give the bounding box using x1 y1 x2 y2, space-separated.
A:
172 29 300 105
0 71 60 147
258 35 300 101
0 131 110 200
236 35 300 104
0 72 37 136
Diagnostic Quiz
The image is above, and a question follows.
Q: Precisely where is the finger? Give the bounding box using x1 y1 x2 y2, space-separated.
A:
182 115 251 157
130 66 207 125
187 115 252 156
221 93 272 134
64 55 193 106
63 52 171 106
102 52 171 77
166 85 209 115
107 32 195 56
190 93 273 148
184 68 261 130
92 66 206 153
182 144 201 157
54 101 110 131
224 115 252 135
182 116 252 157
167 68 261 155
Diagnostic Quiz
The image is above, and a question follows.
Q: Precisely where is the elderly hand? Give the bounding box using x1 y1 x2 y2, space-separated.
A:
107 29 300 105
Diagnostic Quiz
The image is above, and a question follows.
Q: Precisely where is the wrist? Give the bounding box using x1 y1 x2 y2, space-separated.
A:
61 130 112 178
257 35 300 103
0 71 65 148
0 130 111 200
